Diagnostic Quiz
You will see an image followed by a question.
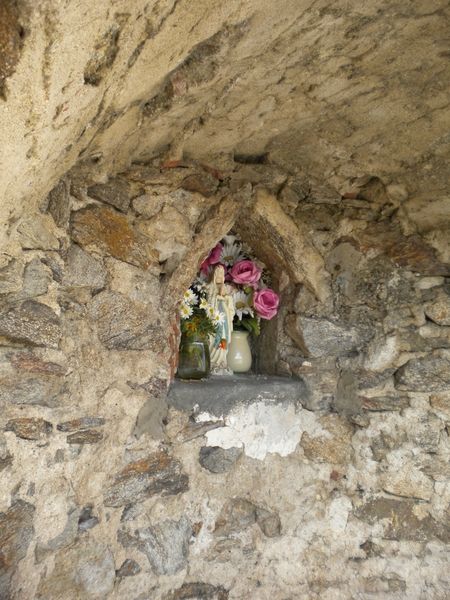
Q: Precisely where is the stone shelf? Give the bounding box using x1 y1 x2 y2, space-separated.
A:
167 374 306 417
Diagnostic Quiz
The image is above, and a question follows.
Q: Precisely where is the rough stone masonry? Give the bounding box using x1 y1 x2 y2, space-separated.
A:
0 1 449 599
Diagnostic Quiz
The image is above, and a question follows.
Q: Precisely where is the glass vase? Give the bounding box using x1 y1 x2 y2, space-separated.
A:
177 334 211 380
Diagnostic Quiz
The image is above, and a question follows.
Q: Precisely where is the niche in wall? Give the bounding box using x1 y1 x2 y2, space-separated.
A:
178 230 281 376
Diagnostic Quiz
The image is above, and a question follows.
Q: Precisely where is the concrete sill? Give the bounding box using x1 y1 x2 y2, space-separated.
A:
168 374 306 417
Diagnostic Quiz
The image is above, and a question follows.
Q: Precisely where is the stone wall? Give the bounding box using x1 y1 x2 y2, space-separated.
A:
0 158 449 599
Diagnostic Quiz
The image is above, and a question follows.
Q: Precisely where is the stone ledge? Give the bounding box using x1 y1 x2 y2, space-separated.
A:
168 375 307 417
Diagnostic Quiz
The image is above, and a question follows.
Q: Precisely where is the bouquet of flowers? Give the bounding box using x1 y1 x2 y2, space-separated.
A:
179 287 222 339
199 234 280 335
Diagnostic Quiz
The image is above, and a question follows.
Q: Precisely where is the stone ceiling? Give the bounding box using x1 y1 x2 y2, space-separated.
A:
1 0 449 250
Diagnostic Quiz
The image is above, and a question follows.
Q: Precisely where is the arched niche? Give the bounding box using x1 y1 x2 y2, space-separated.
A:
163 187 330 376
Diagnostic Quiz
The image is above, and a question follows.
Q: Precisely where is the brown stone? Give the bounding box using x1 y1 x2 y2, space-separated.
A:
70 205 157 268
9 352 66 375
360 395 410 412
5 418 52 440
0 0 23 98
87 178 131 212
164 582 229 600
46 179 71 228
66 429 103 444
57 417 106 432
300 414 353 464
104 450 189 507
358 225 450 276
424 290 450 326
354 497 450 543
0 300 61 348
181 172 219 197
430 393 450 418
83 24 121 86
0 501 35 599
214 498 257 535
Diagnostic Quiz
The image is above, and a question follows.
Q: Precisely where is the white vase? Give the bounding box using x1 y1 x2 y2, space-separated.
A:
227 330 252 373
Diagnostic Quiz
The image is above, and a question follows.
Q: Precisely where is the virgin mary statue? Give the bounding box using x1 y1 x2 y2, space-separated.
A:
206 265 235 373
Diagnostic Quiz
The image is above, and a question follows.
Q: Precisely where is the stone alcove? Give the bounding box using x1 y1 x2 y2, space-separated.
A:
164 185 329 380
1 157 450 600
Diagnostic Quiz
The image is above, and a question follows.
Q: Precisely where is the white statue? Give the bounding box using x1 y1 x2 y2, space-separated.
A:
206 265 235 373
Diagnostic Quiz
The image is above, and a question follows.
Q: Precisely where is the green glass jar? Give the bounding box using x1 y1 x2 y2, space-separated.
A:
177 334 211 380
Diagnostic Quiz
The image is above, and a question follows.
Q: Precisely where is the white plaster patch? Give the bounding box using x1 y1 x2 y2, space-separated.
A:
203 401 317 460
327 496 353 533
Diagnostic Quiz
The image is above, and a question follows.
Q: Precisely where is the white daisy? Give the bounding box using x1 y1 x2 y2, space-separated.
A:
233 290 254 320
199 297 209 310
180 302 193 319
212 311 225 325
206 305 215 319
183 289 198 305
220 240 244 266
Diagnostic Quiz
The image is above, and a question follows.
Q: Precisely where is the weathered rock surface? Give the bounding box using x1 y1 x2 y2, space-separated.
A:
46 179 71 228
116 558 141 578
89 290 162 350
70 206 156 268
136 205 192 265
87 178 131 212
35 508 80 562
136 516 191 575
214 498 257 535
424 290 450 326
380 468 434 501
164 582 229 600
63 245 107 289
23 258 52 297
395 352 450 392
300 415 353 464
16 216 60 251
0 501 35 599
57 417 106 432
5 417 53 440
287 315 372 358
0 258 23 295
181 172 218 197
0 373 65 407
354 498 450 543
66 429 103 444
104 451 189 507
360 395 410 412
36 539 115 599
78 506 99 532
255 506 282 538
430 393 450 418
199 446 242 474
0 300 61 348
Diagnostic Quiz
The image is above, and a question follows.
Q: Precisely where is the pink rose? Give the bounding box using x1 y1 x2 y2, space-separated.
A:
200 243 223 274
253 288 279 320
230 260 262 286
